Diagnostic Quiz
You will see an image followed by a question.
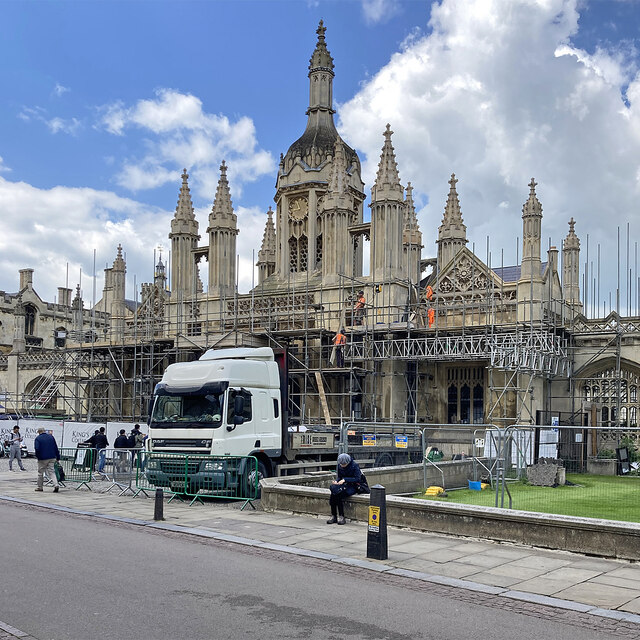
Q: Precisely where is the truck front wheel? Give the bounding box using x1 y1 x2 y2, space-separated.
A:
245 460 268 499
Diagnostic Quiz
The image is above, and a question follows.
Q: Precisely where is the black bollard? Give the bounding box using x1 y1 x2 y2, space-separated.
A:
154 488 164 521
366 484 388 560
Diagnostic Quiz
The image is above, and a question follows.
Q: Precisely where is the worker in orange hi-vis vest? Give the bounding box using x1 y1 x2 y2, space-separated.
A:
353 290 366 326
426 285 434 301
332 329 347 367
427 308 435 328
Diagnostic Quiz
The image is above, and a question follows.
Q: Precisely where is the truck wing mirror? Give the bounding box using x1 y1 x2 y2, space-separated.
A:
234 395 245 415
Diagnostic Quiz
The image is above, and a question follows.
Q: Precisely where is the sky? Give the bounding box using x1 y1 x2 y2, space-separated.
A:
1 0 640 318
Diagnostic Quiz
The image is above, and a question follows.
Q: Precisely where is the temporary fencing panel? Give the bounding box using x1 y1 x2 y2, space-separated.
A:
134 452 258 508
57 447 94 490
103 448 138 495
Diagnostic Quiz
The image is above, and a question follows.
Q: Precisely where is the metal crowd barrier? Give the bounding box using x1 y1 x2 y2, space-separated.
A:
100 448 140 496
56 447 95 490
133 452 259 509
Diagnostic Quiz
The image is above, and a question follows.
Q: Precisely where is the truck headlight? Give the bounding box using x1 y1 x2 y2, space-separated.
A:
202 460 224 472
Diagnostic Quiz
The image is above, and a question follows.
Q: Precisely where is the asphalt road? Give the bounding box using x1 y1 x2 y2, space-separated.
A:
0 502 626 640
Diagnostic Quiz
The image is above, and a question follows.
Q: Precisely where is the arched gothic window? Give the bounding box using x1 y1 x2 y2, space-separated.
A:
582 367 640 428
289 235 308 273
447 367 485 424
24 304 36 335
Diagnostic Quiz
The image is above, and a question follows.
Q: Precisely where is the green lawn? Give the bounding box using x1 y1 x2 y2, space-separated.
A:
415 474 640 523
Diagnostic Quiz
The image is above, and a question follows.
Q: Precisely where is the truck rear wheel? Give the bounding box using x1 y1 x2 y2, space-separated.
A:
374 452 394 468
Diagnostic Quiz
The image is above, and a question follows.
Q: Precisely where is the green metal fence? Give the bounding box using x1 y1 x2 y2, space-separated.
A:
420 425 640 524
133 452 259 508
57 447 94 490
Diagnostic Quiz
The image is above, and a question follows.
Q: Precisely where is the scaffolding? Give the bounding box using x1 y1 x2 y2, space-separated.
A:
4 257 638 429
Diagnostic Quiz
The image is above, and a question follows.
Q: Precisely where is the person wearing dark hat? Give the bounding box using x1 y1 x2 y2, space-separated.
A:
34 427 60 492
327 453 363 525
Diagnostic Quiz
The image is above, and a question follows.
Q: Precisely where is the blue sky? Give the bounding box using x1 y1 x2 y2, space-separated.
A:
1 0 640 317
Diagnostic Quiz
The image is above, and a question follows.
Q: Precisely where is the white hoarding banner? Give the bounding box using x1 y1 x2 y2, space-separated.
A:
18 419 64 453
63 422 105 448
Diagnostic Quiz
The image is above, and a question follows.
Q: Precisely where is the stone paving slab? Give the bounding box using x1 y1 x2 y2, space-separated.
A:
453 552 508 569
509 576 583 596
618 597 640 615
544 567 606 583
475 562 551 581
553 583 640 609
508 554 575 570
461 570 524 588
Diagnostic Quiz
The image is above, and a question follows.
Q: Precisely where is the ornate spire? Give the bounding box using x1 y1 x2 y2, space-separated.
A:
404 182 419 232
174 168 196 222
256 207 276 283
259 207 276 258
309 20 334 73
208 160 237 227
563 217 580 250
519 177 543 283
372 124 403 201
113 244 125 271
436 173 467 268
522 177 542 218
439 174 466 235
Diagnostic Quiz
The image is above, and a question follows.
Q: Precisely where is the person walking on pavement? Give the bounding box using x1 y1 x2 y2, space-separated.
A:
34 427 60 492
6 425 26 471
333 329 346 367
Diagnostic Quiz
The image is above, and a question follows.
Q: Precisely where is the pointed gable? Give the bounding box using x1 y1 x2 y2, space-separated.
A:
208 160 237 231
438 173 466 240
371 124 403 202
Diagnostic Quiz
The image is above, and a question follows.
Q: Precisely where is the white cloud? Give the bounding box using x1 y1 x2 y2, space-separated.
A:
18 106 81 135
47 116 81 135
361 0 400 25
98 89 276 199
53 83 70 97
0 156 10 173
0 176 170 303
0 172 277 301
338 0 640 306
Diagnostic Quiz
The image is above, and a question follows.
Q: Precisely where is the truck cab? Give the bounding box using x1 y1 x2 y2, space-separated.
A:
148 347 283 473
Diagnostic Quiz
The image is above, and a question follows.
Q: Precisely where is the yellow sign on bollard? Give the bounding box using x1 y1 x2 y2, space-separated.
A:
368 505 380 532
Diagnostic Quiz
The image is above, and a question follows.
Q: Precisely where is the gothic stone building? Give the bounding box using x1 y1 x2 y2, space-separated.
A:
1 22 639 434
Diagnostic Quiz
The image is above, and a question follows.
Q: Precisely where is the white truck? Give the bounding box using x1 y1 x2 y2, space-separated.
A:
146 346 421 494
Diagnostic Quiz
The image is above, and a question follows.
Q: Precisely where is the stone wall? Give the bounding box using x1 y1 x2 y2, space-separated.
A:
261 464 640 560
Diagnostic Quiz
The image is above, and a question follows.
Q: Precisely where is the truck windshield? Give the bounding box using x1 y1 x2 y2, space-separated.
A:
151 393 224 428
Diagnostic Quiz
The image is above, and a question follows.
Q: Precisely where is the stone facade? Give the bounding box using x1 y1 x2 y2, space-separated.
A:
1 21 640 435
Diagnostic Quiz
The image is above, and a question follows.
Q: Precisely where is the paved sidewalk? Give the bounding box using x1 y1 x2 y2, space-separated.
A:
3 468 640 635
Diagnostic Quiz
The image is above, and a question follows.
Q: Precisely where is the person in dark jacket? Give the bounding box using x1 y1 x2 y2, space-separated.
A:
114 429 129 448
34 427 60 492
327 453 362 525
83 426 109 473
113 429 130 473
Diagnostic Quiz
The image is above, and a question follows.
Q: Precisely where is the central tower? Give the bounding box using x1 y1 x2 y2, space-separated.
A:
271 21 365 283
